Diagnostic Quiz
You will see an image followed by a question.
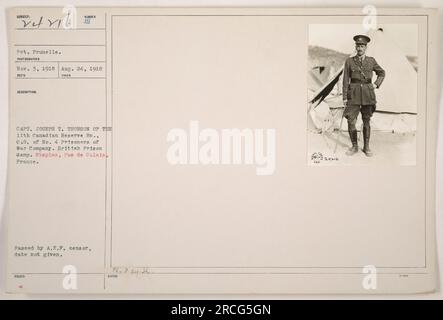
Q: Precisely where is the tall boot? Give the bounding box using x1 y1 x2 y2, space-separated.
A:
346 130 358 156
363 124 373 157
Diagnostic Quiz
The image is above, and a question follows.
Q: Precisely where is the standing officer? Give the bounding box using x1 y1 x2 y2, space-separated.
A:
342 35 385 157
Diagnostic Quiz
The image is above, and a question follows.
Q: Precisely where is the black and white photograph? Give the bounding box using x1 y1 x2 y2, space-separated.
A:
307 24 418 165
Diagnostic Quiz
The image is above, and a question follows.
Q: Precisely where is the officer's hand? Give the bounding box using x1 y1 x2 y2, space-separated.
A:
343 100 348 106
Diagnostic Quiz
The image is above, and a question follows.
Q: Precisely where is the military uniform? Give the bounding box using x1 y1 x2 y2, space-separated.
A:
343 35 385 156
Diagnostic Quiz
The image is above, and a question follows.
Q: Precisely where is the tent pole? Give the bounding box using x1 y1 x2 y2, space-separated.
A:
334 106 346 153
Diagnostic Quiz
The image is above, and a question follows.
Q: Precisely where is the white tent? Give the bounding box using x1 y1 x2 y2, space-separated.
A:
364 28 417 114
308 28 417 133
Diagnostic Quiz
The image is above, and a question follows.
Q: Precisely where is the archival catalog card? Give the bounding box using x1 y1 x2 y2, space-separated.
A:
4 7 439 294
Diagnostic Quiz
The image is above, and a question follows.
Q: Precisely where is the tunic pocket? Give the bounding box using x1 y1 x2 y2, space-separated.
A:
349 84 359 102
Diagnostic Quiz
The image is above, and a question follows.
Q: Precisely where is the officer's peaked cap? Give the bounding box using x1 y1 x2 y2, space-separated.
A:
353 34 371 45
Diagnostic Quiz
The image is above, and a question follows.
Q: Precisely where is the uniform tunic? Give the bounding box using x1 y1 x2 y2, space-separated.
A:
342 55 386 120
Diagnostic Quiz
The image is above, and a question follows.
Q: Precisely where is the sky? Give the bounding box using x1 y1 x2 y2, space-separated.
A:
309 24 418 57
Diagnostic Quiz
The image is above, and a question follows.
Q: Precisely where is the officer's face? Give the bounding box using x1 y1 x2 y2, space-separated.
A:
355 44 367 56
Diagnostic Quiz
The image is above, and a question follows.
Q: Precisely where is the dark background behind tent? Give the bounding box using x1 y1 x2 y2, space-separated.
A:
308 45 418 76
